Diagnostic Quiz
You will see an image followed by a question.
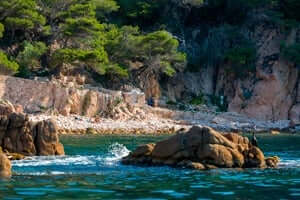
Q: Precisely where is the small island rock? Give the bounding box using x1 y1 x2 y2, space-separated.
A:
122 126 279 170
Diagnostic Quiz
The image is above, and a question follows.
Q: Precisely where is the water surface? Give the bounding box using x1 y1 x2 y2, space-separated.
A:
1 133 300 199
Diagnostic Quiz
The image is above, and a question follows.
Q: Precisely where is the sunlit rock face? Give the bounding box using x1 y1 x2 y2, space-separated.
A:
122 126 279 170
0 75 145 117
0 100 64 156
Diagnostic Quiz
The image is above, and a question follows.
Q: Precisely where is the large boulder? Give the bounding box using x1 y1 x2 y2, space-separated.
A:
0 101 64 157
35 120 65 156
122 126 278 170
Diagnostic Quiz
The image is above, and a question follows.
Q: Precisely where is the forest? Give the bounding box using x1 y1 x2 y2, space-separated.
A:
0 0 299 87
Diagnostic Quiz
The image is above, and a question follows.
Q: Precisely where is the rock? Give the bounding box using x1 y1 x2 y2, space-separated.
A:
0 153 11 178
131 144 155 157
185 161 206 170
0 100 15 115
245 146 266 168
289 104 300 125
35 120 65 156
0 75 146 118
1 113 36 155
0 102 64 157
6 152 25 160
122 126 278 170
151 134 182 158
270 130 280 135
265 156 280 168
228 25 299 122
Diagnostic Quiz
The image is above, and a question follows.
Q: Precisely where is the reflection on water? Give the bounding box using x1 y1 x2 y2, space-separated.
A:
0 134 300 199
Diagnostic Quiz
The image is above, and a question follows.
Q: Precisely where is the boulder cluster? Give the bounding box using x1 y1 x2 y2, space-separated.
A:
122 126 279 170
0 100 65 178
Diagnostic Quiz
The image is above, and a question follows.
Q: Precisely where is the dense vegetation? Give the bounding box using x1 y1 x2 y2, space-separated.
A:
0 0 185 80
0 0 299 82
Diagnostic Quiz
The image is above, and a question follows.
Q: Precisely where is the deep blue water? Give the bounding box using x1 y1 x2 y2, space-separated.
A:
0 133 300 199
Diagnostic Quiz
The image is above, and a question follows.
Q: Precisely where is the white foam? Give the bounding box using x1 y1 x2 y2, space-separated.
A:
278 159 300 168
103 143 130 165
12 143 130 169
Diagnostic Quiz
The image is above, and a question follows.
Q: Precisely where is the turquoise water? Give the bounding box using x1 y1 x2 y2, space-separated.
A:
1 134 300 199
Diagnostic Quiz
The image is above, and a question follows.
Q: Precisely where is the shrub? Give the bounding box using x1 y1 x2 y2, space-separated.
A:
190 94 205 105
0 51 19 75
224 45 256 78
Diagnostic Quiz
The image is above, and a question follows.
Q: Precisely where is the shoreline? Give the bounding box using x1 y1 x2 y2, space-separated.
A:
29 114 191 136
29 112 299 136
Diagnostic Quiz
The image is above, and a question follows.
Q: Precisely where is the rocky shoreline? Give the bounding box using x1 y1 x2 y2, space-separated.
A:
28 110 299 136
29 113 188 135
1 75 299 135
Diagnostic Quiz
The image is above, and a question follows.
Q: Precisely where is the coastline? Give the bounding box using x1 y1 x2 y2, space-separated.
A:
29 111 298 136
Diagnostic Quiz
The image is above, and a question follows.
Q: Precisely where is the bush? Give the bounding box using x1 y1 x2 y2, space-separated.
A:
190 94 205 105
0 51 19 75
224 45 256 78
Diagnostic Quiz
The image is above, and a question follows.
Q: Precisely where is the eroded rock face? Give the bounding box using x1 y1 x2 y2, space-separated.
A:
122 126 278 170
0 75 145 117
227 26 299 121
0 102 64 157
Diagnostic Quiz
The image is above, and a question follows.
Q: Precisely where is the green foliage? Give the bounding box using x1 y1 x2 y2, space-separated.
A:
105 26 186 78
0 23 4 38
51 48 109 74
58 1 104 42
0 51 19 75
115 0 167 25
282 43 300 67
224 45 256 78
166 100 177 105
16 41 47 77
17 41 47 68
190 94 205 105
0 0 46 40
92 0 119 20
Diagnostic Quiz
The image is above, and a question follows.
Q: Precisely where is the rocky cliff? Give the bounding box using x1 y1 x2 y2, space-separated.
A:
154 3 300 124
0 75 145 117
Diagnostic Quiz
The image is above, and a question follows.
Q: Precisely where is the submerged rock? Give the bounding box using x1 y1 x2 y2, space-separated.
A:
122 126 279 170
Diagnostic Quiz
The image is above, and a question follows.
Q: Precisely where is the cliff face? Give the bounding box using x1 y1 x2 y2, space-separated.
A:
156 3 300 123
228 25 299 122
0 75 145 117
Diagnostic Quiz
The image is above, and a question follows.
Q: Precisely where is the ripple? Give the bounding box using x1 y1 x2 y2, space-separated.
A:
211 191 235 195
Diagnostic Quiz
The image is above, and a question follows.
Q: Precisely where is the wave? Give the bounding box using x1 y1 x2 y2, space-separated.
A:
12 143 130 175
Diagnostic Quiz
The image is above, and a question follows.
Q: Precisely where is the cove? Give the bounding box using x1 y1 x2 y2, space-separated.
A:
0 134 300 200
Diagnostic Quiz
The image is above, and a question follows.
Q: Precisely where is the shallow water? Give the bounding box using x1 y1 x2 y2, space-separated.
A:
1 134 300 199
